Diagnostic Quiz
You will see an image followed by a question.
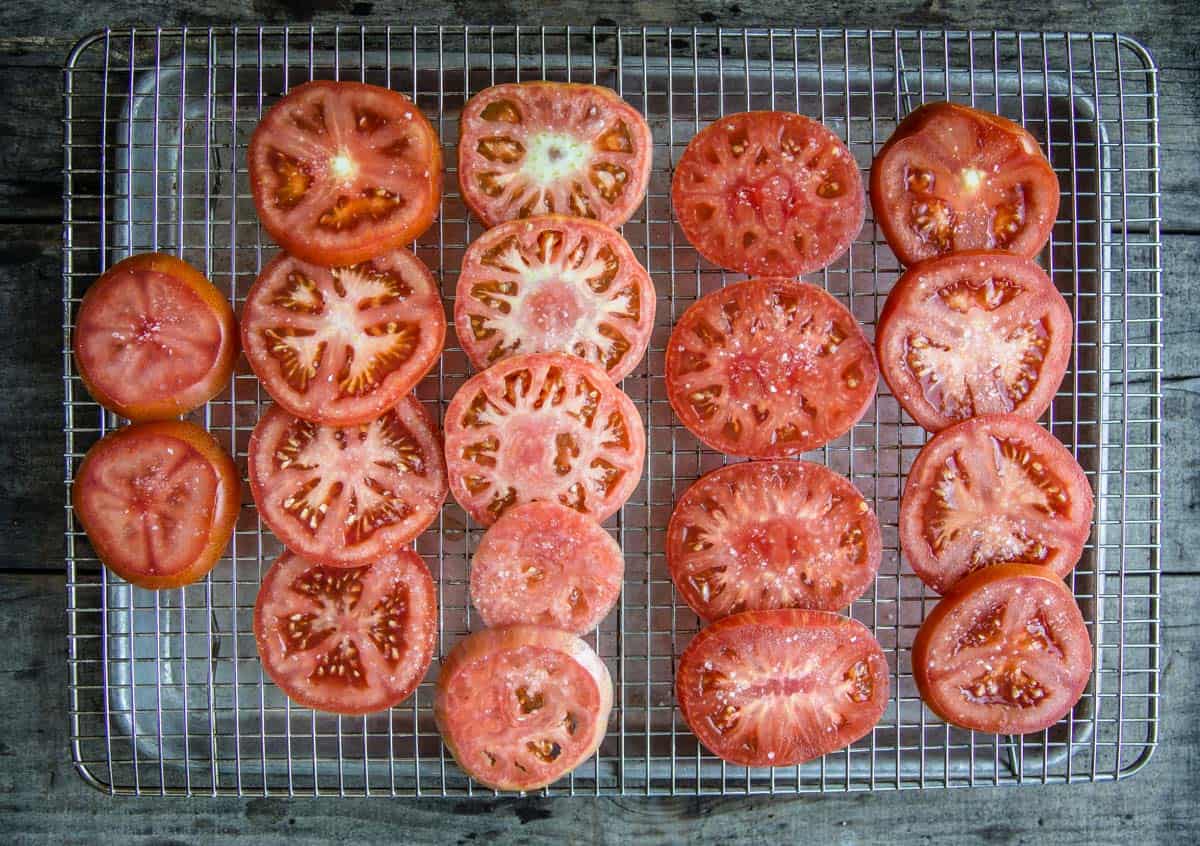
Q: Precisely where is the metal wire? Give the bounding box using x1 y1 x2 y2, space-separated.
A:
62 26 1162 796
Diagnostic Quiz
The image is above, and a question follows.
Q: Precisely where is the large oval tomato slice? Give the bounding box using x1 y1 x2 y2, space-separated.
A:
877 251 1072 432
254 549 436 714
443 352 645 526
435 624 613 792
241 247 445 426
913 563 1091 734
470 501 624 635
665 278 877 458
900 414 1093 594
672 111 864 276
458 82 653 229
73 421 240 589
248 81 441 267
454 214 655 381
676 609 888 767
667 460 881 621
870 102 1060 266
73 253 238 421
248 395 447 566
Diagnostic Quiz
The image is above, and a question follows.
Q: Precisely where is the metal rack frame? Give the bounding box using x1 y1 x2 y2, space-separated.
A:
62 26 1162 796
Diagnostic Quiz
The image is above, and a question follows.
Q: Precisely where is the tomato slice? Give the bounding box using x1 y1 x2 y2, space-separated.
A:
248 395 447 566
676 609 888 767
877 251 1072 432
73 253 238 421
241 247 446 426
73 421 241 589
454 214 655 381
434 624 613 791
913 563 1091 734
870 102 1060 266
470 501 624 634
248 81 441 267
900 414 1093 594
443 352 645 526
665 278 877 458
254 548 436 714
667 460 881 621
671 111 864 276
458 82 653 229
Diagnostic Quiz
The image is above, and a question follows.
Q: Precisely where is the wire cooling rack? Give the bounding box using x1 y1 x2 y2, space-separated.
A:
62 26 1162 796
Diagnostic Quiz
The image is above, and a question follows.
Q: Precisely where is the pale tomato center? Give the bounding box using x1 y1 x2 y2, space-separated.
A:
522 132 591 185
726 349 813 401
521 279 585 346
499 415 558 485
328 149 359 184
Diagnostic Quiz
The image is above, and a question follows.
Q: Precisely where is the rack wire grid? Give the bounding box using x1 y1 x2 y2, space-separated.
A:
62 26 1162 797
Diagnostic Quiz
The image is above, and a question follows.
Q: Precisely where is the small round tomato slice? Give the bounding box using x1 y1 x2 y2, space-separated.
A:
877 251 1072 432
667 461 881 620
435 624 613 792
470 501 624 634
672 111 864 276
665 278 877 458
900 414 1093 594
73 253 237 421
73 421 240 589
454 215 655 380
458 82 653 228
241 248 446 426
254 549 436 714
870 102 1060 266
248 81 441 267
676 609 888 767
443 352 645 526
913 563 1091 734
248 395 447 566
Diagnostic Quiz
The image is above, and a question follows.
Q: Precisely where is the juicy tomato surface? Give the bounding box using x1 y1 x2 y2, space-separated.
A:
248 81 441 267
667 460 881 621
470 501 624 634
458 82 653 229
455 215 655 380
73 253 238 421
913 563 1092 734
434 624 613 792
254 549 437 714
671 111 864 276
665 278 877 458
248 395 447 566
877 251 1072 432
870 102 1060 266
900 414 1093 594
676 609 889 767
443 352 645 526
241 247 445 425
73 421 241 589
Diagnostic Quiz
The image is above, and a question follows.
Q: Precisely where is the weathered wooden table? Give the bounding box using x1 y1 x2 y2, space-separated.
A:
2 1 1196 842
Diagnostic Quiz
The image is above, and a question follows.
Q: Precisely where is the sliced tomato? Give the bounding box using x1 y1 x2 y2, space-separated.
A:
434 624 613 791
458 82 653 229
247 395 447 566
241 248 445 426
672 111 864 276
443 352 645 526
900 414 1093 594
877 251 1072 432
454 214 655 380
870 102 1060 266
470 501 624 634
665 278 877 458
676 609 888 767
667 460 881 621
248 81 441 267
73 253 237 421
913 563 1091 734
73 421 240 589
254 549 436 714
